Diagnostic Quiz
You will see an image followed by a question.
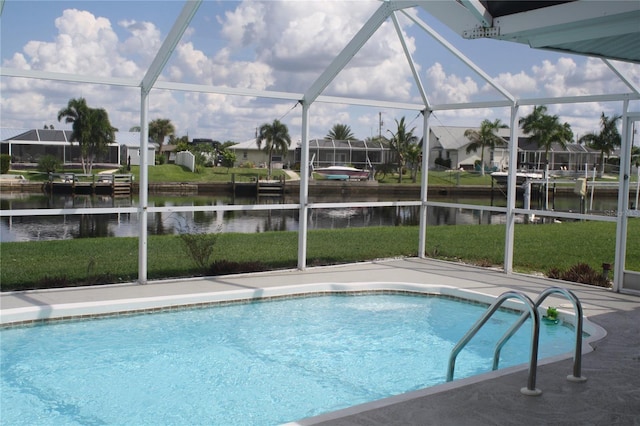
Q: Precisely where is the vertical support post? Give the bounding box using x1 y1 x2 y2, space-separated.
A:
138 90 150 284
504 104 519 274
297 101 310 270
613 101 631 292
418 109 432 258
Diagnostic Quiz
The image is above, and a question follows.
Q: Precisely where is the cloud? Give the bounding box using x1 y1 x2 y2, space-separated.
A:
482 71 537 96
425 63 479 104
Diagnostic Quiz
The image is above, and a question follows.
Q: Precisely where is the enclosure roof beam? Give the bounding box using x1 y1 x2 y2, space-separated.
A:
154 80 302 101
603 59 640 95
140 0 201 93
303 1 419 104
391 11 431 109
402 8 515 103
0 67 139 87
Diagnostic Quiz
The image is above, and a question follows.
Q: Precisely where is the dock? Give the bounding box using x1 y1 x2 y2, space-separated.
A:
232 174 286 196
43 173 133 196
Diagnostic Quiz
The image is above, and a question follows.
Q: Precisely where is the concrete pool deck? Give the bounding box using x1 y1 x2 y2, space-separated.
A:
1 257 639 425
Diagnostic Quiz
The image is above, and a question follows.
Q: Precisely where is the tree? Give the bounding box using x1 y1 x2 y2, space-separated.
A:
86 108 117 173
57 97 116 174
326 123 355 141
578 112 621 174
148 118 175 147
464 118 508 175
58 98 90 170
257 119 291 179
632 146 640 170
519 105 573 176
405 140 422 183
387 117 418 183
221 149 237 172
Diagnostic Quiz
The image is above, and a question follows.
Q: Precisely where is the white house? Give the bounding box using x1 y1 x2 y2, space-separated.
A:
427 126 600 174
118 132 158 167
428 126 510 171
228 138 292 169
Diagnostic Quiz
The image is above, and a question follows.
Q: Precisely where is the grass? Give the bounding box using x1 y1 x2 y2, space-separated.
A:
2 219 638 291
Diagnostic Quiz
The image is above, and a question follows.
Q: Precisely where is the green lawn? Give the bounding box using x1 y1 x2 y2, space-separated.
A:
1 220 637 291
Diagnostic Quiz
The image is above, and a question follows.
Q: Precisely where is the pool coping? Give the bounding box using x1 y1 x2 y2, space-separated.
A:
0 282 606 342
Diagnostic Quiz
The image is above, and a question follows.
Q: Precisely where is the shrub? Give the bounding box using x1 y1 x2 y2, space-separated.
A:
179 232 219 271
547 267 562 279
38 275 70 288
221 149 236 170
37 155 60 173
209 260 268 275
550 262 611 288
0 154 11 174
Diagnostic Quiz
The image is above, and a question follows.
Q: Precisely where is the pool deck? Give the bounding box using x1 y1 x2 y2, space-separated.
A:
1 258 639 425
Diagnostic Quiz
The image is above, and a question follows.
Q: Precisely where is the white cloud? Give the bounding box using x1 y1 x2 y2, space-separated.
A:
482 71 537 96
425 63 479 104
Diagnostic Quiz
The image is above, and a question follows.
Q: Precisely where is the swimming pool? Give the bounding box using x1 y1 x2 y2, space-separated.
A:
1 289 586 425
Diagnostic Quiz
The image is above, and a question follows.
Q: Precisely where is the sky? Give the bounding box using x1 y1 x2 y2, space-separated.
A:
1 0 639 144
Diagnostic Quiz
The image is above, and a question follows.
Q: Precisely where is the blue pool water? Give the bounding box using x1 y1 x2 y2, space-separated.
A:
1 294 576 425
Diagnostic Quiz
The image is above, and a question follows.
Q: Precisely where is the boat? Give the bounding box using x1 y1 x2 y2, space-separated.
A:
490 171 543 186
314 165 370 181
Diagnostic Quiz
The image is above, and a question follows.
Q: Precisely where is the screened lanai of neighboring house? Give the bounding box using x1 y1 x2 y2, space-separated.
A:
518 139 600 175
1 0 639 292
1 128 120 165
294 138 390 170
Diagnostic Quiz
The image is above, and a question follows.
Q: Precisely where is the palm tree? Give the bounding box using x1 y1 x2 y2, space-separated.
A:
257 119 292 179
387 117 418 183
326 123 355 141
464 118 508 175
57 98 91 173
519 105 573 176
578 112 621 174
405 140 423 183
86 108 117 174
148 118 175 147
57 98 117 174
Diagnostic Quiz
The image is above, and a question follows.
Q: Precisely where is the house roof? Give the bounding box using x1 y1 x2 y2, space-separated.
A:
4 129 72 142
518 138 598 154
0 128 154 148
429 126 510 151
229 138 261 150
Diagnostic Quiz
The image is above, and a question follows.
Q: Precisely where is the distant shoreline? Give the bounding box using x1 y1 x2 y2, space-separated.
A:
0 179 625 198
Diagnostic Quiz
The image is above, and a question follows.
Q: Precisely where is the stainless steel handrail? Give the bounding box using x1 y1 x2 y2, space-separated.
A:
446 290 541 395
493 286 587 382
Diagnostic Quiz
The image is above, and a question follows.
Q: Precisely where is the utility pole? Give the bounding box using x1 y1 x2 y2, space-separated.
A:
378 112 383 140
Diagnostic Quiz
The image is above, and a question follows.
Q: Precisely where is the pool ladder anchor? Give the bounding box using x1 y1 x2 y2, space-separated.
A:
446 286 587 396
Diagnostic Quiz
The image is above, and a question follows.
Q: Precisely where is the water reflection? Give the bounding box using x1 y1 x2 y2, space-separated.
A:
1 192 620 242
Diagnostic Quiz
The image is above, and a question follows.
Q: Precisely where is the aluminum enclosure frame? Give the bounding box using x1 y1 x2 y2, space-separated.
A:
1 0 639 291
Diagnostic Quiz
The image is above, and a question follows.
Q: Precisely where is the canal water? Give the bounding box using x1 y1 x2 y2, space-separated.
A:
1 192 620 242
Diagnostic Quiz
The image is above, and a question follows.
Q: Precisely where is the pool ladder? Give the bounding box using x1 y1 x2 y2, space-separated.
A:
446 286 587 396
